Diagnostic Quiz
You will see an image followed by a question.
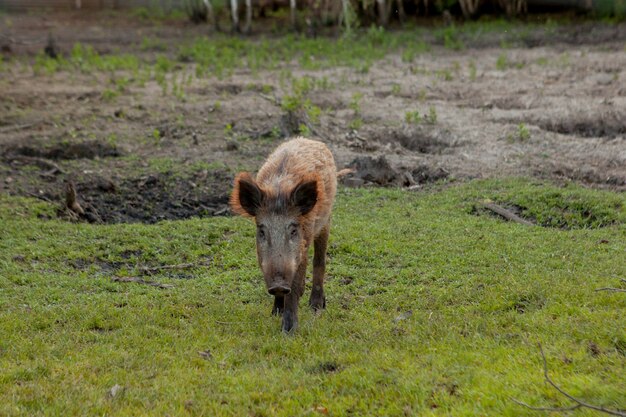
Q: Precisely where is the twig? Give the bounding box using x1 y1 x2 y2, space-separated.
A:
595 279 626 293
0 122 38 133
482 202 535 226
138 260 211 276
0 33 47 45
111 276 173 289
512 343 626 416
8 155 65 175
24 191 53 203
510 398 581 412
595 288 626 293
259 93 280 105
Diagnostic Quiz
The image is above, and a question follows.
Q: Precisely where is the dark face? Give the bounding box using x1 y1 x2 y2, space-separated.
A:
255 212 305 295
232 173 318 295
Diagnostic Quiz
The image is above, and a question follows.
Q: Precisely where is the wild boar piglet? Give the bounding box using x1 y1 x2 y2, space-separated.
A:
230 137 341 333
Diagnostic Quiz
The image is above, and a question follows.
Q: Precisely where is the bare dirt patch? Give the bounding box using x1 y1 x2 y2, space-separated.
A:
1 12 625 224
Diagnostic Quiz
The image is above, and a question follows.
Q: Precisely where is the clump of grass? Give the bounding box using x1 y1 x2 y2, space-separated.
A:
101 88 119 101
467 60 476 81
436 25 464 50
427 106 438 124
405 107 437 125
405 110 421 125
140 37 167 52
517 123 530 141
281 77 323 125
496 53 508 70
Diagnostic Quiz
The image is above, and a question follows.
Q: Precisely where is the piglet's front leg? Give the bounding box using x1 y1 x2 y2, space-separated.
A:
282 258 307 333
272 295 284 316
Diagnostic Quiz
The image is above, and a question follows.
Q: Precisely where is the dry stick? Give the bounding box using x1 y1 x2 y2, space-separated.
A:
595 287 626 293
595 278 626 293
0 122 38 133
138 260 211 276
512 343 626 417
482 202 535 226
510 398 581 412
9 155 64 174
111 276 173 289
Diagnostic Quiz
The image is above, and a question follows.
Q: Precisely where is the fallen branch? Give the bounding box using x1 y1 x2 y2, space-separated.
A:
0 122 38 133
595 287 626 293
596 278 626 293
512 343 626 416
111 276 173 289
8 155 65 175
138 260 211 276
482 202 535 226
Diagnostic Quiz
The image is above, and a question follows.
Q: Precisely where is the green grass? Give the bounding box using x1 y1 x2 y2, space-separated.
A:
1 179 625 416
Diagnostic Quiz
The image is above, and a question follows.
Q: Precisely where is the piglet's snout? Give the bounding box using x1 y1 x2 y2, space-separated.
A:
268 284 291 295
268 273 291 295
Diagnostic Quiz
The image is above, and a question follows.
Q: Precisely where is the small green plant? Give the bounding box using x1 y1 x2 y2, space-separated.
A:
496 53 508 70
223 123 234 137
468 60 477 81
439 25 464 50
437 69 453 81
405 110 421 125
34 52 63 74
391 83 401 95
155 55 174 73
101 88 119 101
112 76 130 92
348 118 363 130
518 123 530 141
349 92 363 114
140 37 167 52
427 106 438 124
152 128 162 142
298 124 311 136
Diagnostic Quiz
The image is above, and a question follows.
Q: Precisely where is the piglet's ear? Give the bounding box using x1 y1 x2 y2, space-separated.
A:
290 179 318 216
230 172 263 217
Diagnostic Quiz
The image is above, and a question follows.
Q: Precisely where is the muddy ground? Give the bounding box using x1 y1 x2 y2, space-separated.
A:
1 12 625 223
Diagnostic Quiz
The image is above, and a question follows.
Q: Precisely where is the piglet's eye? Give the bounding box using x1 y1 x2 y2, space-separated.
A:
289 224 298 238
257 228 266 240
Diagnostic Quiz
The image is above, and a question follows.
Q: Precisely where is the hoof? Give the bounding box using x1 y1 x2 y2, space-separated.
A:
309 294 326 311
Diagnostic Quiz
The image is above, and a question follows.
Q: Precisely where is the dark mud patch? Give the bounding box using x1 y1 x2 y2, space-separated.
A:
307 361 341 374
373 127 458 154
3 140 122 160
63 170 232 224
343 156 449 187
546 164 626 189
536 113 626 138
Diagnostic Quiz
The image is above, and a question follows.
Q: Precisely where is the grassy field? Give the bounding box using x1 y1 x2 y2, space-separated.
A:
1 178 625 416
